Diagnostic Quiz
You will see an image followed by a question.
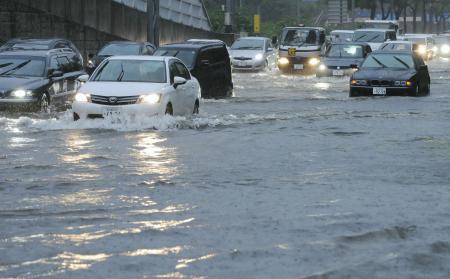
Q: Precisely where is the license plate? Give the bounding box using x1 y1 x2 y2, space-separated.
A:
103 107 121 117
333 70 344 76
294 64 304 70
373 87 387 96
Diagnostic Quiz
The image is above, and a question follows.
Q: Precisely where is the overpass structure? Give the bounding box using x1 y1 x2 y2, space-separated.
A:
0 0 233 58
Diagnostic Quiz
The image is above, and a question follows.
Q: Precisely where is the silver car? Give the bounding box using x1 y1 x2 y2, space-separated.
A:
229 37 276 71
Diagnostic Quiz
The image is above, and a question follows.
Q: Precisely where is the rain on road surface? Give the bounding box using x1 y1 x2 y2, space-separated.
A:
1 59 450 279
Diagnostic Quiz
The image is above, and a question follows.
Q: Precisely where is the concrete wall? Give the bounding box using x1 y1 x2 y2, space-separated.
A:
0 0 234 59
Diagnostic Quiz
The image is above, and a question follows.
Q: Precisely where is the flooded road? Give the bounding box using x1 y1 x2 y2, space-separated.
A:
1 60 450 279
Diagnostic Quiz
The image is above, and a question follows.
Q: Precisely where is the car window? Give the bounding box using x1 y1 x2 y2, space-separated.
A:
174 62 191 80
198 49 214 66
55 42 68 49
169 62 179 83
353 31 386 43
327 45 364 58
68 53 83 71
98 44 141 56
56 56 71 73
92 60 166 83
154 49 197 69
231 39 265 50
0 56 46 77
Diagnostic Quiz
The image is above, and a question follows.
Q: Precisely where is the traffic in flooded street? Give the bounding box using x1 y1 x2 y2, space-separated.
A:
1 58 450 278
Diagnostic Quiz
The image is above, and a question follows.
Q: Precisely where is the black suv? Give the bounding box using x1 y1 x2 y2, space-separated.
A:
87 41 156 75
154 40 233 98
0 38 83 65
0 49 86 112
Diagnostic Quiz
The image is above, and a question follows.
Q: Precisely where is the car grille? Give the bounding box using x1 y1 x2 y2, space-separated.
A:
91 94 139 106
369 80 394 87
234 57 252 61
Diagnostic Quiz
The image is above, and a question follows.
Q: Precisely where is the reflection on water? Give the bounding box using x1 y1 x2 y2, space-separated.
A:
124 246 185 257
176 254 216 270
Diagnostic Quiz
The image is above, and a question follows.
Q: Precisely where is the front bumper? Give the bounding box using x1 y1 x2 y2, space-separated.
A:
231 59 265 71
317 68 355 77
350 86 416 97
278 56 319 73
0 98 39 111
72 101 163 119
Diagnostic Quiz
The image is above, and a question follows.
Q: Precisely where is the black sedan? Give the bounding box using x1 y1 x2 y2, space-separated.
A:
87 41 156 75
0 49 86 112
317 42 371 77
350 51 430 97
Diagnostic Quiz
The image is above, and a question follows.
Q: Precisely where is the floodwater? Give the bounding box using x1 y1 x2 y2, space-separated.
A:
1 60 450 279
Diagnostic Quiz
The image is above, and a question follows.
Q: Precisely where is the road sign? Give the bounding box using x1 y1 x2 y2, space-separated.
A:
254 14 261 33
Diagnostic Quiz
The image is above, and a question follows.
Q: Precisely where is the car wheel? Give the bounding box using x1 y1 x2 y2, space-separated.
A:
165 103 173 115
73 112 80 121
39 93 50 113
193 100 199 114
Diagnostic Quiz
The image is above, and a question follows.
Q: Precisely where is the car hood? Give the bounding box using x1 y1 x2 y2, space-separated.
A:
230 49 263 58
79 81 169 97
368 42 383 51
0 76 47 93
353 68 417 80
323 57 364 67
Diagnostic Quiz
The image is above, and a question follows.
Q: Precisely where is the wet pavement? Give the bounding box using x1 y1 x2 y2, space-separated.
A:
1 59 450 278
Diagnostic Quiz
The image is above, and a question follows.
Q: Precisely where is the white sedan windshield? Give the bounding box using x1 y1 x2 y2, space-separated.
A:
92 60 166 83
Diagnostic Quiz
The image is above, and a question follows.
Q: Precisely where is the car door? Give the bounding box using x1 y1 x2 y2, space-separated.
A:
55 54 80 106
174 61 197 114
168 60 189 115
266 39 276 66
196 48 214 97
47 55 65 106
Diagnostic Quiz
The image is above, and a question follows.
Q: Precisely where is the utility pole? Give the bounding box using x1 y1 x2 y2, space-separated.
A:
225 0 232 33
147 0 160 47
391 0 395 20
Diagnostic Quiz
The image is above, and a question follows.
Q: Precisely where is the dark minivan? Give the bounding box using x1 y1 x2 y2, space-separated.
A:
154 40 233 98
0 49 86 112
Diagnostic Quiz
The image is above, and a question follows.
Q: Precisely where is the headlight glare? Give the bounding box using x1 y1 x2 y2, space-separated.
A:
138 93 161 104
11 90 33 98
278 57 289 65
319 64 327 71
417 45 427 55
309 58 320 66
441 44 450 54
75 93 91 102
254 53 264 61
351 80 367 86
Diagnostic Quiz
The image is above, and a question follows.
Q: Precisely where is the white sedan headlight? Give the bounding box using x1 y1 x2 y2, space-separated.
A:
11 89 33 98
138 93 161 104
319 64 327 71
254 53 264 61
441 44 450 54
417 44 427 55
75 93 91 102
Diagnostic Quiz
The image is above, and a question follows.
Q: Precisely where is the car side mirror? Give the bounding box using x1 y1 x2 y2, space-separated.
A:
77 74 89 83
173 76 187 88
350 64 359 69
50 70 63 78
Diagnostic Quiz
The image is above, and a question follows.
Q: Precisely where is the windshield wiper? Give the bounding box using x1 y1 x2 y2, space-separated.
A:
354 34 367 42
393 56 410 69
117 63 125 81
0 60 31 75
0 62 13 69
372 57 387 68
368 35 381 42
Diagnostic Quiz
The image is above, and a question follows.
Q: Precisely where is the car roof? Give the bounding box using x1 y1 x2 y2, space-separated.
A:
330 42 370 46
5 38 70 45
107 55 169 62
158 40 225 50
382 40 413 44
331 30 354 34
0 49 73 57
236 36 268 40
106 41 146 45
355 29 394 32
283 27 325 31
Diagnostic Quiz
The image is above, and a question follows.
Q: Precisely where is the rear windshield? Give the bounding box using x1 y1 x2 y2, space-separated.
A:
154 49 197 68
231 39 265 50
404 37 426 44
92 60 166 83
331 32 353 43
327 45 364 58
362 53 414 69
0 56 46 77
353 31 386 43
99 44 141 56
380 43 411 51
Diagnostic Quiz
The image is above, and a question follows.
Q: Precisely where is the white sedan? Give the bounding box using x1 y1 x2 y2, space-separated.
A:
72 56 201 121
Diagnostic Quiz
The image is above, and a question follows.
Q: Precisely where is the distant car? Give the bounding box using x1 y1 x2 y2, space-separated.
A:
379 40 416 52
330 30 354 43
402 34 435 61
86 41 156 75
353 29 397 50
72 56 201 121
317 43 371 77
434 35 450 57
277 27 327 74
0 38 83 65
350 51 430 97
154 40 233 98
229 37 276 71
0 49 86 112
